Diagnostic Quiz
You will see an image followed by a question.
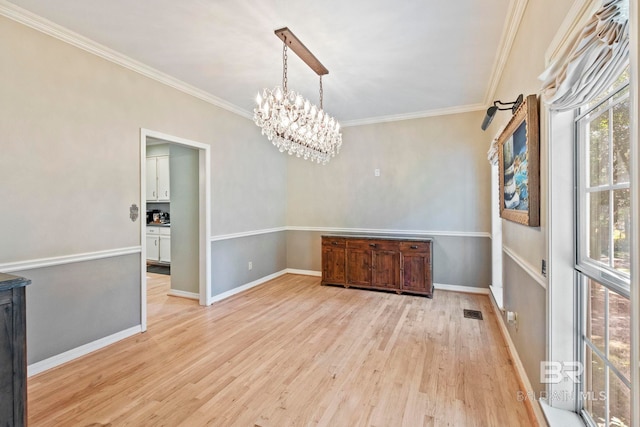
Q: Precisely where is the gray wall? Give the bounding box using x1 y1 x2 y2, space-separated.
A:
0 15 287 261
18 255 140 364
211 232 287 295
0 15 287 364
487 0 574 395
0 1 578 375
286 230 491 288
286 111 492 289
169 144 200 294
287 112 491 232
503 255 547 395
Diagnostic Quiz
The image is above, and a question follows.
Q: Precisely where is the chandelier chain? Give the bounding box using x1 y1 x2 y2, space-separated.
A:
319 75 323 109
282 41 288 93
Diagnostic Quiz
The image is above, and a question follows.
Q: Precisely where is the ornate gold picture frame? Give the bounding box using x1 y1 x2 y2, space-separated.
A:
497 94 540 226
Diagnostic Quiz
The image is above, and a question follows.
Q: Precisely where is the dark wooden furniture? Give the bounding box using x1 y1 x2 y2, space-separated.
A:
0 273 30 427
321 235 433 297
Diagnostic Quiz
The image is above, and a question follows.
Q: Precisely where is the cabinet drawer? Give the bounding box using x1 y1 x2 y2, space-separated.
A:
346 239 371 250
367 240 399 251
159 227 171 236
348 239 398 251
399 241 430 252
322 237 346 248
147 226 160 234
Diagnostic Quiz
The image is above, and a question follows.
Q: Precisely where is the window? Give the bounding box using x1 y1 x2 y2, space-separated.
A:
576 72 631 427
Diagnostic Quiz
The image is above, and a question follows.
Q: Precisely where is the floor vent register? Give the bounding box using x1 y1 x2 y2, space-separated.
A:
463 309 483 320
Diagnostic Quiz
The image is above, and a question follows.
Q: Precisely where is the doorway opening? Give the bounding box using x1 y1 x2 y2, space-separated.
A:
140 129 211 331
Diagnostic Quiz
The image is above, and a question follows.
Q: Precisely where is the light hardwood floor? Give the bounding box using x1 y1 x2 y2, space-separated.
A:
28 274 533 426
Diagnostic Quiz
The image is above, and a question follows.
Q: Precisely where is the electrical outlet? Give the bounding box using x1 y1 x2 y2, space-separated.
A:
374 168 380 177
506 310 519 332
248 261 253 270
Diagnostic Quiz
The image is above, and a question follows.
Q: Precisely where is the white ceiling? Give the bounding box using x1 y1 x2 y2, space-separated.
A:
5 0 517 125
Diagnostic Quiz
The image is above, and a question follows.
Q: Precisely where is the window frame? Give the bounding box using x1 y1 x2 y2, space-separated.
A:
575 80 632 427
575 83 632 299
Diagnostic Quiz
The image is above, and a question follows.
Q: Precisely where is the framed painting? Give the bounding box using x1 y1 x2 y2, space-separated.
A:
497 94 540 226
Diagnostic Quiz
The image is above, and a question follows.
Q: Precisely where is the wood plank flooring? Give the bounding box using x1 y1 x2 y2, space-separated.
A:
28 274 533 426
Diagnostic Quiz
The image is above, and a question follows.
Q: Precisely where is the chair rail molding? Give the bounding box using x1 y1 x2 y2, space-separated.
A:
0 246 142 273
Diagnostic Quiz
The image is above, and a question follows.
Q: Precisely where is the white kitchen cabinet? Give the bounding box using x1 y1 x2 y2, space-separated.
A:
159 236 171 263
146 234 160 261
145 158 157 201
156 156 170 201
146 226 170 264
146 156 170 201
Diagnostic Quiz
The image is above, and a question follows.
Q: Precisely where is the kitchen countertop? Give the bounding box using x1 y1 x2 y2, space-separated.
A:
147 223 170 227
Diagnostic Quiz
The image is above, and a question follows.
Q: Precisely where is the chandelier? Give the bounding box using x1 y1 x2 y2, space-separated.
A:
254 27 342 165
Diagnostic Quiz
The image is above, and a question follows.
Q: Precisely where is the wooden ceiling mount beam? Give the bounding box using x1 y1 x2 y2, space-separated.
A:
274 27 329 76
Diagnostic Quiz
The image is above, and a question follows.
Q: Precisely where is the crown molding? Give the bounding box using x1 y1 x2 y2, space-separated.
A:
341 103 486 127
0 1 252 120
1 0 528 127
482 0 530 106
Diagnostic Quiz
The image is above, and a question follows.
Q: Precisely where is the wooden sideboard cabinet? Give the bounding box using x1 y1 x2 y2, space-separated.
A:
0 273 30 427
321 237 346 284
321 235 433 297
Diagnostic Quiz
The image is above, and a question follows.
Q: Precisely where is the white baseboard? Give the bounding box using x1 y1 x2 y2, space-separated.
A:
207 269 289 305
489 296 547 426
27 325 142 377
167 289 199 300
285 268 322 277
434 282 490 295
205 269 324 305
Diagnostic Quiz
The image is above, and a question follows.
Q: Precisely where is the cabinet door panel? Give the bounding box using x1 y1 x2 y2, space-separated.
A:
0 297 14 425
346 249 371 286
156 156 170 201
145 158 157 201
159 236 171 263
322 247 345 284
371 250 400 289
401 253 430 293
146 235 159 261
